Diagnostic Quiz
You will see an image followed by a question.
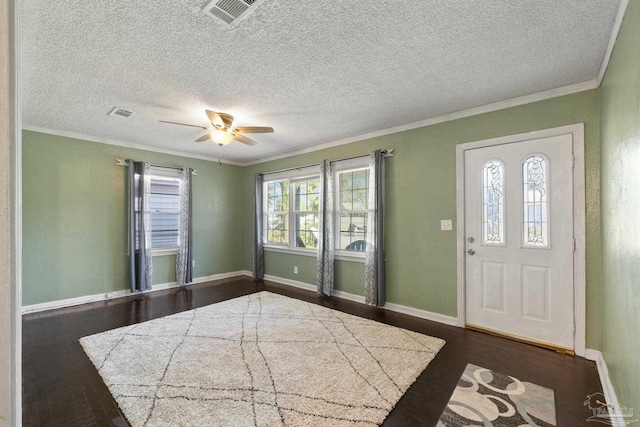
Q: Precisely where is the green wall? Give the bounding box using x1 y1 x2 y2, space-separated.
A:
243 90 602 348
599 0 640 411
22 130 244 305
22 92 604 349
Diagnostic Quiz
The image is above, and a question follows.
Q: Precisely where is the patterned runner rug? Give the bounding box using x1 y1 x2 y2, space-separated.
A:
81 291 445 426
437 363 556 426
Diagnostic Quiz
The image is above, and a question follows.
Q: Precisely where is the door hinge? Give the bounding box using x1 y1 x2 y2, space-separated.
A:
573 238 576 252
572 155 575 168
573 321 576 335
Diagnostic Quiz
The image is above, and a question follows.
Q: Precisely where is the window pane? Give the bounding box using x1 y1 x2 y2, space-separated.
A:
482 160 504 244
266 213 288 244
294 213 318 248
150 213 179 248
352 170 368 190
266 180 289 212
148 176 181 249
339 212 367 251
523 156 548 247
294 179 319 212
352 189 368 210
340 190 353 210
340 171 353 192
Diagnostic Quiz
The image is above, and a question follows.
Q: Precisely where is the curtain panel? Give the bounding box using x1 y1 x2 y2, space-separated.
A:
253 173 265 280
317 160 335 296
365 150 385 306
176 167 193 286
127 160 153 292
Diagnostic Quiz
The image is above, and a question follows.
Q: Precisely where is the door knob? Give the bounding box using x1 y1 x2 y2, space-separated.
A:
467 249 475 255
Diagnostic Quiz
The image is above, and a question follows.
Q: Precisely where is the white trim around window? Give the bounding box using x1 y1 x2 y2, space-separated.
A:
333 157 371 257
263 165 321 252
261 159 372 260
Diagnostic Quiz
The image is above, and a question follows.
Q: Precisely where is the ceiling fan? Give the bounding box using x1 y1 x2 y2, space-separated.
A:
160 110 274 146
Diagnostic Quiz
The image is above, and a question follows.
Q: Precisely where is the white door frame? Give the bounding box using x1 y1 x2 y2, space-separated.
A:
456 124 586 357
2 0 22 424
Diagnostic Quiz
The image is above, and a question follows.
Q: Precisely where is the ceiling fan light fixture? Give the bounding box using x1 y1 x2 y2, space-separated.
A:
210 129 234 146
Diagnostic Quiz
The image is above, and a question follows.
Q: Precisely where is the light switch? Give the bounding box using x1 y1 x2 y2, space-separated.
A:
441 219 453 231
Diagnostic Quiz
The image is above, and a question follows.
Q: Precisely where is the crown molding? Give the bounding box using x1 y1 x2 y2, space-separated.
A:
242 79 599 166
22 125 245 166
24 76 600 169
597 0 630 86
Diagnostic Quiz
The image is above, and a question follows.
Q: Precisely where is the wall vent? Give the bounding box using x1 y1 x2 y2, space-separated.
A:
108 107 134 118
203 0 266 26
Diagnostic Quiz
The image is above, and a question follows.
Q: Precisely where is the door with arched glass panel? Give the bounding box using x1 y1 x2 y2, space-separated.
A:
464 134 574 350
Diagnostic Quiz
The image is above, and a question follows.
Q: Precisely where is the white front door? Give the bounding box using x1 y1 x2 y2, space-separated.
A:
464 133 574 349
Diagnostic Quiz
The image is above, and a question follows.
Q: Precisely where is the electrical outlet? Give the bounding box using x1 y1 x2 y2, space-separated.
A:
293 266 298 274
441 219 453 231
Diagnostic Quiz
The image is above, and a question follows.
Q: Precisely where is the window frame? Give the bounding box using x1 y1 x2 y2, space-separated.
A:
261 160 371 263
262 166 320 255
148 166 182 256
333 158 371 260
521 153 551 249
263 178 291 247
290 177 320 251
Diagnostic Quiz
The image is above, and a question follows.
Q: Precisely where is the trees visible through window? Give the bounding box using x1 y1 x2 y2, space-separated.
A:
337 168 370 251
293 179 319 248
265 180 289 245
261 162 372 254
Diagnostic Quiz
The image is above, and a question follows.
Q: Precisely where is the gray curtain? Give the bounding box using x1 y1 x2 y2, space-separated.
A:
176 167 193 285
317 160 335 296
252 173 265 280
127 160 153 292
364 150 385 306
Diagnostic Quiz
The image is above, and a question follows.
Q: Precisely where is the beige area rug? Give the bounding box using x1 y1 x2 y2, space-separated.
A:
80 291 445 426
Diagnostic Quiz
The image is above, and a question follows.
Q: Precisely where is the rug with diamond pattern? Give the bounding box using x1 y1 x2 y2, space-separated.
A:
80 291 445 426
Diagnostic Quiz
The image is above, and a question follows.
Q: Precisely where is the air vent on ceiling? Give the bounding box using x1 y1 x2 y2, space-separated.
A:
108 107 133 118
203 0 266 26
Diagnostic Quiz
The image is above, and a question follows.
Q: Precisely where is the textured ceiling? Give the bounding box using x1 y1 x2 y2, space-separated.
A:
21 0 621 163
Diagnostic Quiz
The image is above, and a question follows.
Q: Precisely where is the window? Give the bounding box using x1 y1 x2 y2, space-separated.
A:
149 173 181 249
265 179 289 245
482 160 504 244
523 155 548 247
261 162 372 256
336 166 371 253
133 166 182 251
293 179 320 248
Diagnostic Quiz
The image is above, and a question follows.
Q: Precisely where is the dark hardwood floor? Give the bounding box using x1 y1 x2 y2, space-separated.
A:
23 277 603 426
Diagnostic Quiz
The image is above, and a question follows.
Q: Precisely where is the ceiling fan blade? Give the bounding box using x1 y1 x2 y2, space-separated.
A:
160 120 208 130
233 126 274 134
218 113 234 129
205 110 224 127
233 133 257 146
195 133 212 143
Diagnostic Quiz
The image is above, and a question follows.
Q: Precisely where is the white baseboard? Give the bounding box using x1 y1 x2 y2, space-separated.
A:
262 274 461 327
383 301 460 326
263 274 317 292
584 349 628 427
333 289 365 304
21 271 248 314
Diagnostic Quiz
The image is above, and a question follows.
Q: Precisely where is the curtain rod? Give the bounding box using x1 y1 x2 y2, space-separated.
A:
259 149 394 177
115 159 198 175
